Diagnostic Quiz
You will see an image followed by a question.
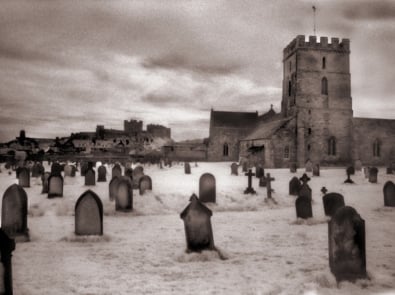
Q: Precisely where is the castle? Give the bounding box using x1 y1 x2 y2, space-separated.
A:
207 35 395 167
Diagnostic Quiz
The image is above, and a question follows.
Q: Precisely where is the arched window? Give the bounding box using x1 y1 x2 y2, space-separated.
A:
223 143 229 156
328 137 336 156
373 139 381 157
321 77 328 95
288 80 292 97
322 57 326 69
284 146 290 159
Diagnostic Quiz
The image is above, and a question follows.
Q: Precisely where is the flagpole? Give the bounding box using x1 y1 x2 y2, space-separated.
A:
313 6 316 36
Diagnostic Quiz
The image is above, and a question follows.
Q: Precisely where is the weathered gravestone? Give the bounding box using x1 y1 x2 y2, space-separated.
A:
1 184 29 241
97 165 107 182
305 160 313 172
323 193 345 217
0 229 15 295
139 175 152 195
115 177 133 212
132 167 144 189
18 167 30 188
295 196 313 219
180 194 215 252
48 174 63 198
369 167 378 183
85 169 96 186
64 164 73 177
199 173 216 203
344 167 355 184
290 162 297 173
51 162 62 176
184 162 191 175
328 206 366 282
244 169 256 194
109 177 120 201
230 163 238 176
124 168 133 182
75 190 103 236
80 162 89 177
355 160 362 171
298 174 312 200
383 181 395 207
289 177 301 196
255 165 264 178
41 172 50 194
112 164 122 179
313 163 320 176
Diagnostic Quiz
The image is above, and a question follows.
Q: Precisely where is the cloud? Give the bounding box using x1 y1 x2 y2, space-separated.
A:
342 0 395 21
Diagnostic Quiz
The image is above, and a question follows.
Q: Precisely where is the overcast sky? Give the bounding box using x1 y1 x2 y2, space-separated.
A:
0 0 394 142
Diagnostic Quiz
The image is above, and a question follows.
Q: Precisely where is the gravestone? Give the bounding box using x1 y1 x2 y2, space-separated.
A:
363 167 369 179
80 162 89 177
329 206 366 282
97 165 107 182
0 229 15 295
344 167 354 184
312 164 320 176
31 162 43 178
64 164 73 177
109 177 120 201
369 167 378 183
112 164 122 179
321 186 328 195
231 163 238 176
85 169 96 186
259 175 267 187
70 165 77 177
295 196 312 219
298 174 312 200
134 165 144 175
132 167 144 189
139 175 152 195
255 166 264 178
124 168 133 182
48 174 63 198
289 177 301 196
244 169 256 194
1 184 29 241
348 166 355 175
323 193 345 217
305 160 313 172
265 173 275 199
290 162 297 173
41 172 50 194
51 162 62 176
355 160 362 171
184 162 191 175
199 173 216 203
115 177 133 212
18 167 30 188
75 190 103 236
383 181 395 207
180 194 215 252
242 161 247 172
386 167 393 175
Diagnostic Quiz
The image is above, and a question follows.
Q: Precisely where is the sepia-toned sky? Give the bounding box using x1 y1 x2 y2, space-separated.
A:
0 0 394 142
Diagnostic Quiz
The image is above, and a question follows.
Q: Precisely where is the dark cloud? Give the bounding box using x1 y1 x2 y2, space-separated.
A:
342 1 395 20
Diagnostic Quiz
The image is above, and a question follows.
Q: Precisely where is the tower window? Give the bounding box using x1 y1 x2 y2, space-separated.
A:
284 146 290 159
223 143 229 156
288 80 292 97
321 77 328 95
322 57 326 69
308 128 312 135
289 61 292 71
373 139 381 157
328 137 336 156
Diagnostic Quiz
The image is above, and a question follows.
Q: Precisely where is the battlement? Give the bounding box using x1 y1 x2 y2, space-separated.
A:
283 35 350 58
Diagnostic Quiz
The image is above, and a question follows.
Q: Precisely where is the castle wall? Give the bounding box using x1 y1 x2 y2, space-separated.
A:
147 124 171 138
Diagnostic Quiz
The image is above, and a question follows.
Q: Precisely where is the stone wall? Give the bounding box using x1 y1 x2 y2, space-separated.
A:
207 127 249 161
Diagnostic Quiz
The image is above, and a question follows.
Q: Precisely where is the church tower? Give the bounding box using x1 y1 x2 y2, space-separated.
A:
281 35 353 166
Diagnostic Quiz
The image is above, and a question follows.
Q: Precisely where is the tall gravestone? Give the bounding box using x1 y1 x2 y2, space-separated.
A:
0 229 15 295
115 177 133 212
328 206 366 282
112 164 122 179
109 177 120 201
298 174 312 200
295 196 313 219
289 177 301 196
323 193 345 217
18 167 30 188
139 175 152 195
255 166 264 179
312 163 320 176
80 162 89 177
199 173 216 203
41 172 50 194
368 167 378 183
85 169 96 186
48 174 63 198
1 184 29 242
383 181 395 207
51 162 62 176
180 194 215 252
75 190 103 236
97 165 107 182
305 160 313 172
184 162 191 175
230 163 238 176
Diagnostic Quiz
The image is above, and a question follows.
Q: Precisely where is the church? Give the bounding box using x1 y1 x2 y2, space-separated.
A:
207 35 395 168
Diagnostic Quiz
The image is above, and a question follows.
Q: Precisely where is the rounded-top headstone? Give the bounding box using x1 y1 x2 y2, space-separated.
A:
75 190 103 236
383 181 395 207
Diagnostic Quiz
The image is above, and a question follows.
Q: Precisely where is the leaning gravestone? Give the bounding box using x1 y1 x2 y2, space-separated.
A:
312 163 320 176
75 190 103 236
85 169 96 186
18 167 30 188
199 173 216 203
0 229 15 295
48 174 64 198
295 196 312 219
328 206 366 282
41 172 50 194
184 162 191 175
112 164 122 179
1 184 29 241
383 181 395 207
369 167 378 183
180 194 215 252
51 162 62 176
97 165 107 182
323 193 345 217
305 160 313 172
289 177 301 196
115 177 133 212
109 177 120 201
139 175 152 195
231 163 238 176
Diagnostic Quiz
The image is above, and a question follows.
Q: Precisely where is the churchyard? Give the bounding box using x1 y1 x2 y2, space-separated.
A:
0 161 395 294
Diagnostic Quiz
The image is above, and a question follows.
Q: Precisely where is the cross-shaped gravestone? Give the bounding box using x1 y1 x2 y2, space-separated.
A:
244 169 256 194
321 186 328 195
266 173 275 198
299 173 310 185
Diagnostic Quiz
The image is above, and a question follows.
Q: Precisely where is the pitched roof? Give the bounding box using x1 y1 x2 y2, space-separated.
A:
211 110 258 128
242 117 294 140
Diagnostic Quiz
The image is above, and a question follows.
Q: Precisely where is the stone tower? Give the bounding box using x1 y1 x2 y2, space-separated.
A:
281 35 353 166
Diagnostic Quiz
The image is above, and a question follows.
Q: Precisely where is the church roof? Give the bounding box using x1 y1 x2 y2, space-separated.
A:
211 110 258 128
242 117 293 141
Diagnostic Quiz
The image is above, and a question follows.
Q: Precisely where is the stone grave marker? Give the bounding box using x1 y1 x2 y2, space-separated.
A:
369 167 378 183
329 206 366 282
298 174 312 200
64 164 73 177
97 165 107 182
355 160 362 171
80 162 89 177
18 167 30 188
244 169 256 194
112 164 122 179
305 160 313 172
289 177 301 196
41 172 50 194
199 173 216 202
124 168 133 182
383 181 395 207
231 163 238 176
48 174 63 198
321 186 328 195
115 177 133 212
184 162 191 175
255 165 264 179
31 162 43 178
1 184 29 241
265 173 275 199
259 175 267 187
344 167 354 184
295 196 312 219
132 167 144 189
70 165 77 177
312 163 320 176
139 175 152 195
290 162 297 173
180 194 215 252
75 190 103 236
51 162 62 176
85 168 96 186
0 229 15 295
134 165 144 175
323 193 345 217
109 177 119 201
